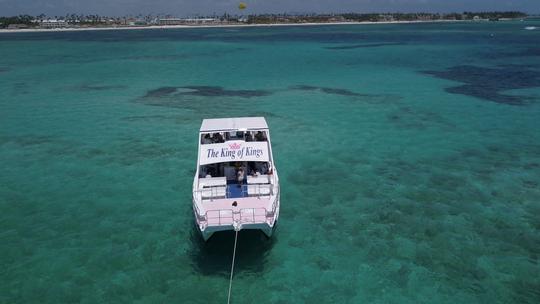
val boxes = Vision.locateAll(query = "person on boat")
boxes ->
[212,132,224,143]
[255,162,268,174]
[255,131,267,141]
[201,134,212,144]
[237,168,245,187]
[245,132,253,142]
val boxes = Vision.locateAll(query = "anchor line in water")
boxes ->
[227,229,239,304]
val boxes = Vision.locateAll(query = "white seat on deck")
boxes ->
[201,186,227,199]
[247,175,269,184]
[219,209,233,220]
[240,208,267,223]
[247,184,271,196]
[199,176,227,187]
[207,209,233,226]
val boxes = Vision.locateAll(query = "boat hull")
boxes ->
[197,201,279,241]
[201,222,274,241]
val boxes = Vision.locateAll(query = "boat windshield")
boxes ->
[200,161,270,178]
[201,130,267,144]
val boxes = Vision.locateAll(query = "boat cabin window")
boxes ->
[201,132,225,144]
[200,161,270,179]
[200,130,268,144]
[247,131,267,142]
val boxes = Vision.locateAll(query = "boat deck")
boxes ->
[227,181,247,198]
[201,196,274,226]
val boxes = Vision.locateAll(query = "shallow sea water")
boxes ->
[1,21,540,303]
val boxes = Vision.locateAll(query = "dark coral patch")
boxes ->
[290,85,363,97]
[0,135,56,147]
[143,85,271,99]
[445,85,524,105]
[423,65,540,105]
[79,84,127,91]
[509,48,540,58]
[121,115,172,122]
[320,87,361,96]
[490,48,540,59]
[125,54,190,61]
[143,87,178,98]
[179,86,271,98]
[290,85,319,91]
[325,43,402,50]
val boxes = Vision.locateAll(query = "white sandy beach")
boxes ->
[0,19,467,33]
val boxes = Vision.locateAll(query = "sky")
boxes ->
[1,0,539,17]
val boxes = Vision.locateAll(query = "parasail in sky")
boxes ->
[238,2,247,10]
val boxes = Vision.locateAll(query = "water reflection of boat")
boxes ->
[524,26,537,30]
[192,117,280,241]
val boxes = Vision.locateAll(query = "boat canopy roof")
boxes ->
[200,117,268,133]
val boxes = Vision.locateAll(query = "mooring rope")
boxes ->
[227,229,239,304]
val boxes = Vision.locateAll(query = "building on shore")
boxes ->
[127,19,148,26]
[7,24,29,29]
[40,19,67,28]
[158,18,184,25]
[158,18,219,25]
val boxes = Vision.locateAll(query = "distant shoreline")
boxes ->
[0,19,469,34]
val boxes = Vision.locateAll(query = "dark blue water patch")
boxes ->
[124,48,248,62]
[324,42,403,50]
[125,54,188,61]
[523,180,538,188]
[143,87,178,98]
[121,115,173,122]
[507,279,540,303]
[0,67,10,73]
[137,87,278,115]
[143,86,271,99]
[0,134,80,158]
[387,106,456,130]
[0,135,56,147]
[124,54,191,61]
[446,85,524,105]
[75,138,183,165]
[78,84,127,91]
[289,85,363,97]
[180,86,271,98]
[523,162,540,170]
[423,65,540,105]
[502,48,540,58]
[9,82,30,95]
[483,47,540,60]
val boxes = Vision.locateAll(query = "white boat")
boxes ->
[525,26,537,30]
[192,117,280,241]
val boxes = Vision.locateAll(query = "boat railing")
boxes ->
[193,186,228,202]
[205,207,268,226]
[205,209,234,226]
[192,173,279,223]
[268,173,279,216]
[193,183,278,201]
[192,196,207,222]
[242,183,274,198]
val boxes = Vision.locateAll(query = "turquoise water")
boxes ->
[1,21,540,303]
